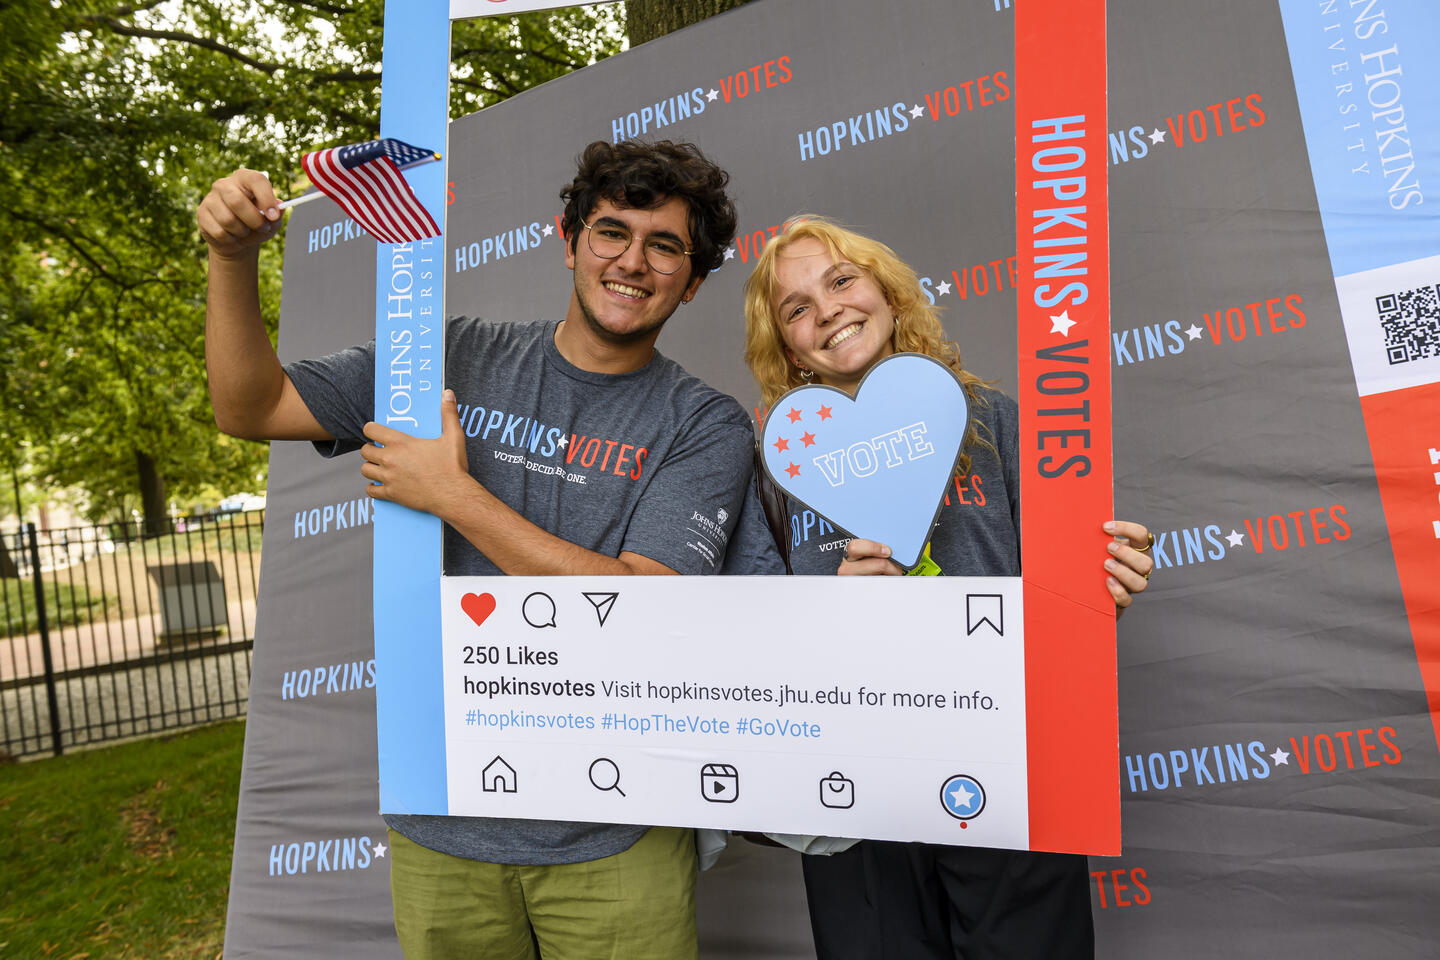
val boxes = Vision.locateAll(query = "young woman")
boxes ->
[743,217,1153,959]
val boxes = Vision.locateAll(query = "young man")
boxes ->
[199,140,778,959]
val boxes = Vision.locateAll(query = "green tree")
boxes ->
[0,1,623,530]
[625,0,753,47]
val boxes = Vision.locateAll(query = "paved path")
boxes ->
[1,645,252,757]
[0,598,258,757]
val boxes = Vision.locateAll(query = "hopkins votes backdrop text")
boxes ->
[223,1,1440,957]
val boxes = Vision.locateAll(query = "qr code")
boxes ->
[1377,284,1440,365]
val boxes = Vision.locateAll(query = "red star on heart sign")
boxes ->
[787,407,803,424]
[773,436,790,453]
[801,431,817,447]
[817,405,833,421]
[785,462,801,478]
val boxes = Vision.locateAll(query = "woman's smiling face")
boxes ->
[771,236,895,394]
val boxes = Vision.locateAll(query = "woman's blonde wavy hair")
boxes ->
[742,216,992,472]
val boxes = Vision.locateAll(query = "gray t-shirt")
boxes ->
[785,387,1021,577]
[286,316,773,863]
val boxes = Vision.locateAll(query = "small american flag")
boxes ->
[300,139,442,243]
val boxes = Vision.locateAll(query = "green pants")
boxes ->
[387,826,698,960]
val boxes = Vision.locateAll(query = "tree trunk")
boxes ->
[136,450,169,538]
[2,468,19,577]
[625,0,753,47]
[0,538,18,579]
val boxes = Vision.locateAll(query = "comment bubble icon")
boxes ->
[522,591,557,629]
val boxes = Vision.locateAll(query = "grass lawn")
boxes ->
[1,578,119,635]
[0,720,245,959]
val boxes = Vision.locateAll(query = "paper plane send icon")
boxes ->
[583,592,618,627]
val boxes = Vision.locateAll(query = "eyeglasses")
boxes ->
[581,216,693,275]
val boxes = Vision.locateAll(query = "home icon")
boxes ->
[482,756,518,793]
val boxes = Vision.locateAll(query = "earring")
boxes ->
[798,367,815,382]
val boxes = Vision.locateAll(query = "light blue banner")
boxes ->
[1277,0,1440,277]
[374,0,449,814]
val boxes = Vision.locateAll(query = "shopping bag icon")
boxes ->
[819,772,855,809]
[701,763,739,803]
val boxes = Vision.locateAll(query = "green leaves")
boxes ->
[0,1,622,521]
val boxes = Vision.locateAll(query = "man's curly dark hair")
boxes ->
[560,140,738,283]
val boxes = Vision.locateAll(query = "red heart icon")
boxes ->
[461,592,497,627]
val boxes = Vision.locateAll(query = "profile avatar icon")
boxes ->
[939,774,985,820]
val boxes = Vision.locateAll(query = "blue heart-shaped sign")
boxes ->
[760,353,968,569]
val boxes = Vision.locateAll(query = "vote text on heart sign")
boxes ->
[760,353,968,569]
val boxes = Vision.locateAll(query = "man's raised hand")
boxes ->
[198,169,282,260]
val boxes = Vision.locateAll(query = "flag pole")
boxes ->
[276,191,326,212]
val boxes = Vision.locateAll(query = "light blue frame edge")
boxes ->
[374,0,449,814]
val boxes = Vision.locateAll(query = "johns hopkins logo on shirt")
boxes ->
[684,505,733,570]
[688,509,731,546]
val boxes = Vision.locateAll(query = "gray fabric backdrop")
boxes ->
[223,1,1440,956]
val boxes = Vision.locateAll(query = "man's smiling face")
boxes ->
[565,196,703,348]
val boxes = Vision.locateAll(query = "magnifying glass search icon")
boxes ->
[589,758,626,797]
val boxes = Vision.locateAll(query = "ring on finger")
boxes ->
[1135,532,1155,553]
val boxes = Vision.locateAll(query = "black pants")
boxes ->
[802,842,1094,960]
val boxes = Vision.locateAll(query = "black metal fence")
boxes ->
[0,510,263,758]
